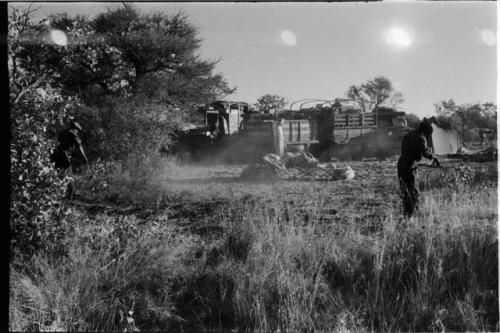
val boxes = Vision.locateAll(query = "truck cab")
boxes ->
[204,101,249,137]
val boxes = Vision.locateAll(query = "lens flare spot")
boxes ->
[480,29,496,46]
[385,26,413,48]
[50,30,67,46]
[281,30,297,47]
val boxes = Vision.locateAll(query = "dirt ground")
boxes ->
[158,157,496,228]
[73,156,496,241]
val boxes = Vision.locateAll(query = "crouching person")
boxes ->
[51,121,88,199]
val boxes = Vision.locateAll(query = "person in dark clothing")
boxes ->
[51,121,88,197]
[397,119,440,217]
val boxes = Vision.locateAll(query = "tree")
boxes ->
[12,10,133,99]
[345,76,403,113]
[91,4,236,101]
[13,4,236,106]
[255,94,288,113]
[434,99,497,143]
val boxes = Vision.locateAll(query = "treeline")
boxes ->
[434,100,497,143]
[405,100,497,144]
[9,4,235,254]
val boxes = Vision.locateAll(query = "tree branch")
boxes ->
[12,74,47,106]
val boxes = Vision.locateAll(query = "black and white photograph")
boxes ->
[8,1,498,332]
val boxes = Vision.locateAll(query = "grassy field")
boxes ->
[10,157,498,332]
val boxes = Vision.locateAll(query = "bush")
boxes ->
[73,150,175,210]
[9,7,87,258]
[72,95,187,162]
[10,84,79,257]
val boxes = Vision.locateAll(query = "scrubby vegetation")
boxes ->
[9,3,232,256]
[9,4,498,332]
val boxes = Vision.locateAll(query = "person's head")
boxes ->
[69,121,82,132]
[418,118,433,136]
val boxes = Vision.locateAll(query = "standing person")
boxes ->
[51,121,89,198]
[397,119,440,217]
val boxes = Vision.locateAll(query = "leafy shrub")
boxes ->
[10,87,77,257]
[71,95,187,162]
[9,6,86,258]
[74,150,173,211]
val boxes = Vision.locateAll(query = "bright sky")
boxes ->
[11,2,498,118]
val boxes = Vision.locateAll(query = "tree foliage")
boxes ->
[13,4,236,105]
[255,94,288,113]
[434,99,497,143]
[345,76,403,113]
[93,6,198,79]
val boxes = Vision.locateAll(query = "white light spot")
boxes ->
[385,26,413,48]
[281,30,297,47]
[480,29,496,46]
[50,30,67,46]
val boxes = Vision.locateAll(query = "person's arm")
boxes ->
[78,145,89,164]
[418,135,434,160]
[419,135,440,165]
[73,133,89,164]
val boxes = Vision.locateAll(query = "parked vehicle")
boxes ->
[174,99,411,162]
[236,99,411,161]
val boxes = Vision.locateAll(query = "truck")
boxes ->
[174,99,411,162]
[171,101,250,161]
[236,99,410,161]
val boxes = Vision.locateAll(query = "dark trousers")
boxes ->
[397,162,420,217]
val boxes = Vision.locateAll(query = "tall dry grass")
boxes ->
[219,181,497,332]
[10,160,498,332]
[10,211,199,331]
